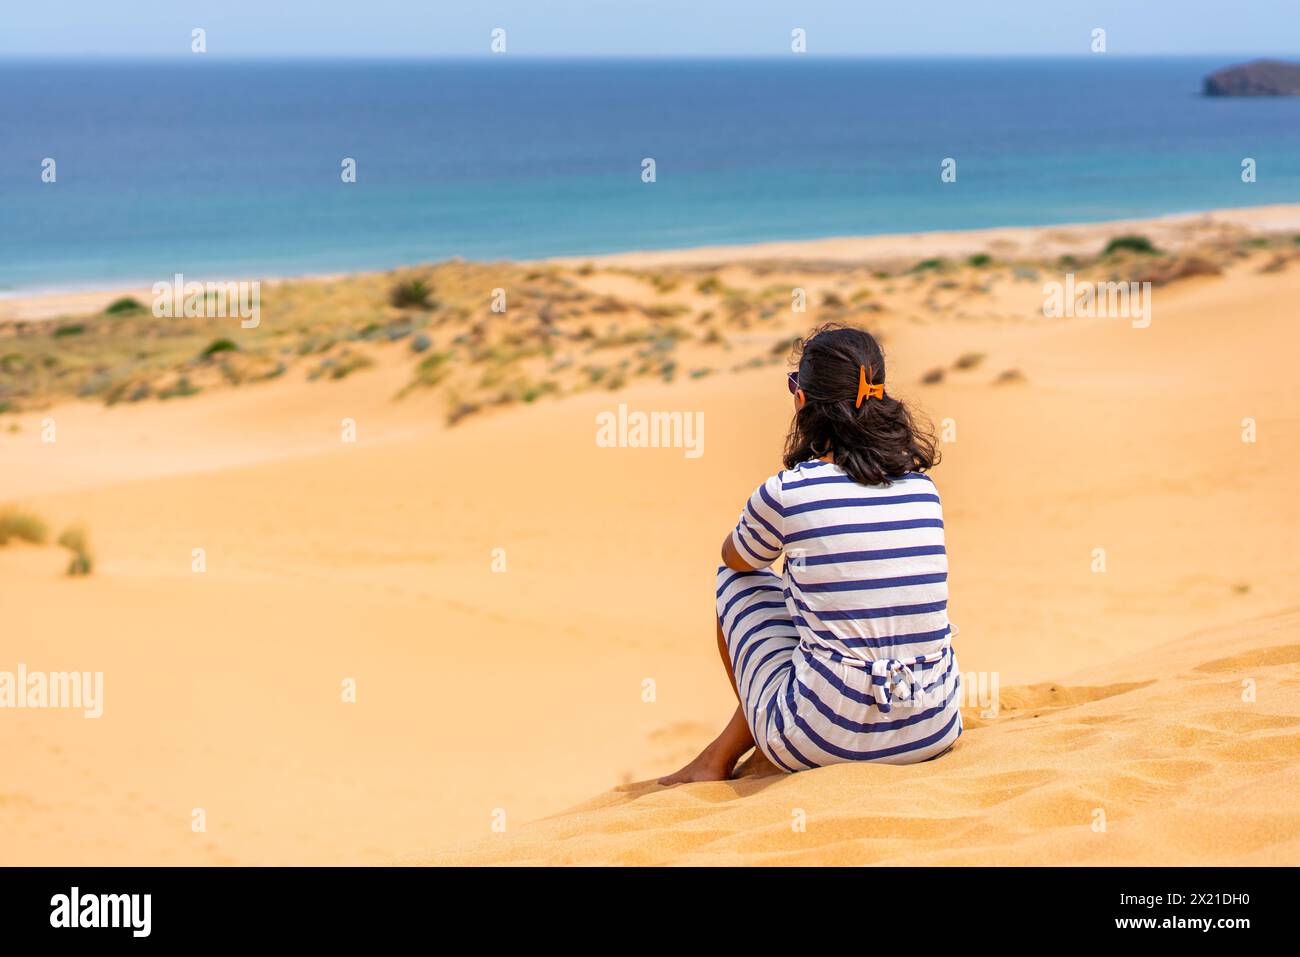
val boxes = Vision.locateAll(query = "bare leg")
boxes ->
[733,748,782,778]
[658,704,755,785]
[659,616,761,785]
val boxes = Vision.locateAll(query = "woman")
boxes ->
[661,323,962,783]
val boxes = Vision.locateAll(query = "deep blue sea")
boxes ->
[3,57,1300,292]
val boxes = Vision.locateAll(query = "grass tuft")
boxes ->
[201,338,239,359]
[0,508,49,546]
[57,525,94,576]
[390,278,434,310]
[1103,235,1159,256]
[105,297,145,315]
[909,258,948,274]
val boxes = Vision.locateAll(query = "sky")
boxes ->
[3,1,1298,58]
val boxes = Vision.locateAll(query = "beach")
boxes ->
[2,207,1299,865]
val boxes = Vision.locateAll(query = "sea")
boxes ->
[2,56,1300,293]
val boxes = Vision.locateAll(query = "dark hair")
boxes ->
[783,323,939,485]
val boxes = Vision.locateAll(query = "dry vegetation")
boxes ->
[2,233,1296,426]
[0,507,48,546]
[0,506,92,576]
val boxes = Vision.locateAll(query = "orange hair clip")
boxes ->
[856,364,884,408]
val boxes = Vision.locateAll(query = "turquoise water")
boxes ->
[2,57,1299,292]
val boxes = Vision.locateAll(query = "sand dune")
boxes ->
[425,609,1300,865]
[2,212,1298,865]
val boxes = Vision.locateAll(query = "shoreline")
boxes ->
[4,202,1300,323]
[548,202,1300,268]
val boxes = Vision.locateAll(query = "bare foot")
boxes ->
[658,743,737,786]
[733,748,783,779]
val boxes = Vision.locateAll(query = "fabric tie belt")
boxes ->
[836,644,951,714]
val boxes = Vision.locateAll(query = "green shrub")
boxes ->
[0,508,49,546]
[909,258,947,274]
[412,351,453,388]
[1103,235,1158,256]
[58,525,93,576]
[105,297,145,315]
[390,278,434,309]
[201,338,239,359]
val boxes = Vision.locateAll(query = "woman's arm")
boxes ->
[720,533,757,572]
[725,474,785,572]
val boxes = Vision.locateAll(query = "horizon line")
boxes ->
[0,51,1287,63]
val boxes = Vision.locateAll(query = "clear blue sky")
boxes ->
[4,1,1298,58]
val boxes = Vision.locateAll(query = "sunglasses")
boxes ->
[786,371,799,395]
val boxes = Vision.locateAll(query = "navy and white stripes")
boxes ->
[719,459,962,770]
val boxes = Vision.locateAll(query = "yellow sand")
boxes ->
[427,609,1300,865]
[2,211,1298,865]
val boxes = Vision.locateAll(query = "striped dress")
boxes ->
[718,458,962,771]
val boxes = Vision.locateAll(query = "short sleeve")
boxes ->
[730,474,785,569]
